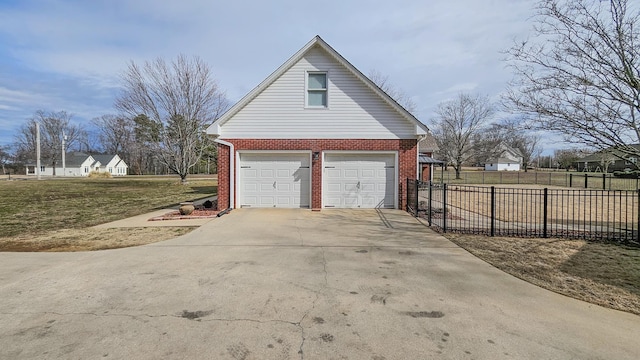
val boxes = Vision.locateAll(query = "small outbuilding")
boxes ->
[484,158,521,171]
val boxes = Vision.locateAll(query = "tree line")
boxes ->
[2,0,637,183]
[6,55,229,179]
[429,0,639,179]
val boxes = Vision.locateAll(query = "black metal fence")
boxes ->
[407,179,640,246]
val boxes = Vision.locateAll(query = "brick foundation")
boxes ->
[216,139,417,210]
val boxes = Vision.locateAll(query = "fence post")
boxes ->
[416,180,420,216]
[584,173,588,188]
[637,190,640,243]
[569,173,573,188]
[543,188,548,238]
[490,186,496,237]
[406,178,410,213]
[602,173,606,190]
[428,182,432,226]
[443,184,448,233]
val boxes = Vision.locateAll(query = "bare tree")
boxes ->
[115,55,229,183]
[505,0,640,158]
[0,145,11,174]
[470,123,508,165]
[368,69,417,114]
[555,148,592,170]
[598,149,617,172]
[432,93,494,179]
[92,114,135,158]
[508,131,542,172]
[14,110,85,175]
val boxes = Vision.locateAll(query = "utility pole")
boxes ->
[36,123,41,180]
[62,131,66,176]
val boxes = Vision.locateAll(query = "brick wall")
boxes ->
[216,139,417,210]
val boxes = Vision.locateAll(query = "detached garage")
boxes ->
[207,36,429,211]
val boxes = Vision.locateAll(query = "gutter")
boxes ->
[213,138,235,209]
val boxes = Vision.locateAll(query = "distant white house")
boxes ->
[485,158,521,171]
[26,153,128,176]
[93,154,129,176]
[484,144,523,171]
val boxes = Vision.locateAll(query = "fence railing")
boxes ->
[433,171,640,190]
[407,179,640,246]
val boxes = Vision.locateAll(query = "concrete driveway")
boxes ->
[0,209,638,359]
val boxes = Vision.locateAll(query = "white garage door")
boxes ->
[323,153,396,209]
[239,153,310,208]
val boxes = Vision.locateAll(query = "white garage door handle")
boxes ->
[273,181,276,189]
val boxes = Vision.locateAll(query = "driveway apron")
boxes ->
[0,209,638,359]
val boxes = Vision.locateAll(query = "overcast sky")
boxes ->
[0,0,546,151]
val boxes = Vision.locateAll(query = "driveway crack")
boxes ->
[296,247,328,359]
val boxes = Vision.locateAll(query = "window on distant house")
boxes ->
[109,167,113,173]
[307,72,328,107]
[84,166,89,173]
[627,157,637,165]
[40,166,45,172]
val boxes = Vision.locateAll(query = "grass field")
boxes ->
[0,177,217,250]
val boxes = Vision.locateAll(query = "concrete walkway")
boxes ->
[0,209,638,359]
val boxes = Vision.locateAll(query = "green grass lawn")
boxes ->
[0,177,217,238]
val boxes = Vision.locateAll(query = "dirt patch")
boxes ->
[181,310,213,320]
[403,311,445,318]
[319,333,334,342]
[0,227,195,252]
[445,233,640,315]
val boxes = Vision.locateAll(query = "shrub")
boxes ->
[88,171,112,179]
[613,170,640,178]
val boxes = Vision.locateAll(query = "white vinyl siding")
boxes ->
[221,46,415,139]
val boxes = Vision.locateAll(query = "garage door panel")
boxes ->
[360,182,376,192]
[344,196,358,207]
[244,169,258,178]
[240,153,310,208]
[343,169,358,178]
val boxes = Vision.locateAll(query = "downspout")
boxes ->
[213,138,235,209]
[416,134,427,180]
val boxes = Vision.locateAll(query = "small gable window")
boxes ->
[307,72,327,107]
